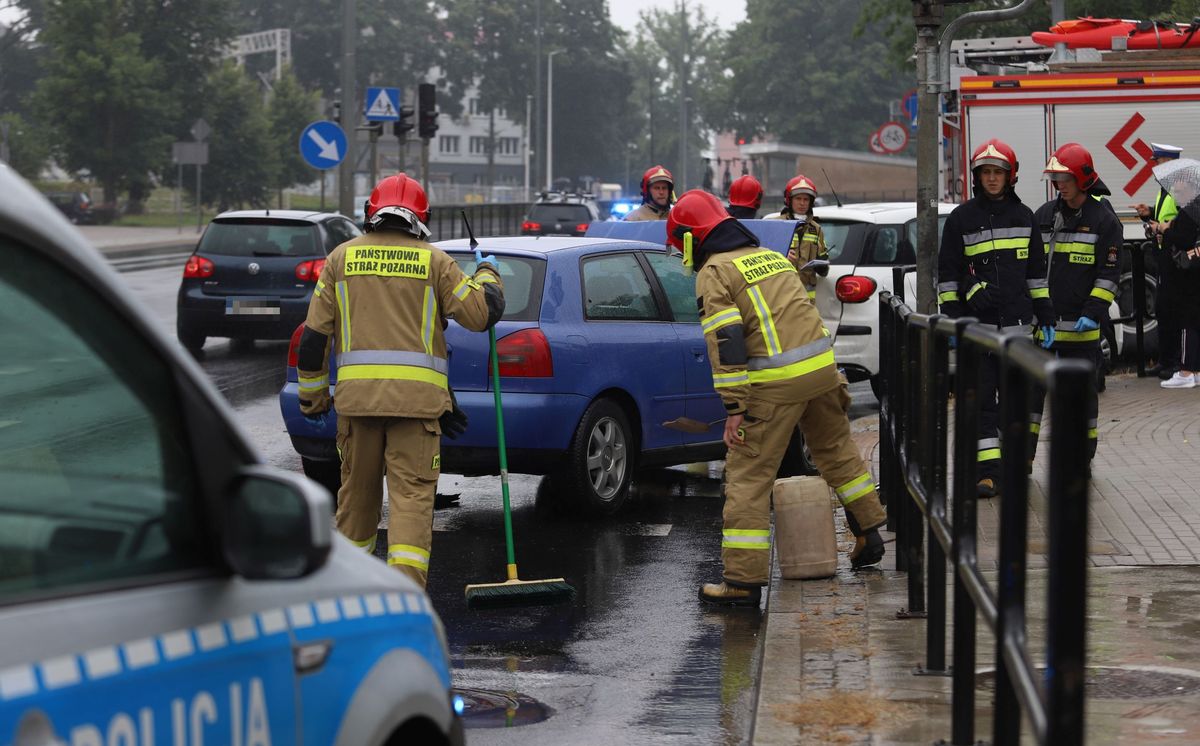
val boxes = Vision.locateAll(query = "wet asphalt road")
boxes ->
[124,262,877,744]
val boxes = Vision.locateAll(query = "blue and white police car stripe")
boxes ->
[0,592,430,702]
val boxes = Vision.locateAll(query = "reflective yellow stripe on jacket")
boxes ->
[701,307,742,335]
[745,334,835,384]
[962,227,1032,257]
[336,349,449,389]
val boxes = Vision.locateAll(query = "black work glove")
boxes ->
[438,389,469,439]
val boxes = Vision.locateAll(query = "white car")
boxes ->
[811,202,955,398]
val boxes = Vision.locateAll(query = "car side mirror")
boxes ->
[223,466,332,580]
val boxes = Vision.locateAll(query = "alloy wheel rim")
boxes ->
[585,417,627,501]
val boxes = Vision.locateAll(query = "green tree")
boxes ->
[235,0,446,110]
[268,68,321,205]
[0,112,49,179]
[33,0,174,205]
[717,0,908,153]
[192,63,278,211]
[622,4,726,192]
[439,0,634,188]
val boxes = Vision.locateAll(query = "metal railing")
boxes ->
[429,203,530,241]
[878,288,1092,745]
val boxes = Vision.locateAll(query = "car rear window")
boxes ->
[528,204,592,225]
[450,253,545,322]
[819,220,870,265]
[198,218,322,258]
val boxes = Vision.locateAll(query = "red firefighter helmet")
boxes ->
[971,139,1019,185]
[366,173,431,236]
[640,165,674,203]
[1043,142,1099,191]
[667,189,734,255]
[784,175,818,203]
[728,174,763,210]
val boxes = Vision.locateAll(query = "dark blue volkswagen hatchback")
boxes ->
[176,210,361,353]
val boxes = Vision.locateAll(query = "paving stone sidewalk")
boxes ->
[754,372,1200,744]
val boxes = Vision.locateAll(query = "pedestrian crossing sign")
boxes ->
[365,87,401,122]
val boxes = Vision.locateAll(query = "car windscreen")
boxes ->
[528,204,592,225]
[449,253,545,322]
[197,218,321,257]
[819,220,871,265]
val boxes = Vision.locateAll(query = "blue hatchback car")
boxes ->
[280,222,809,514]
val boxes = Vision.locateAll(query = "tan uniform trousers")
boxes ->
[722,385,887,586]
[336,415,441,587]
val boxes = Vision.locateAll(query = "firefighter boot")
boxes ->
[698,581,762,608]
[977,478,998,499]
[850,528,885,570]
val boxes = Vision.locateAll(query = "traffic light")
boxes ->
[394,105,415,138]
[418,83,439,139]
[331,100,341,124]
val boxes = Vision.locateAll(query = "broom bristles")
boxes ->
[464,577,575,609]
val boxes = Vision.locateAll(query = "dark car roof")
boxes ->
[437,236,667,259]
[214,209,341,223]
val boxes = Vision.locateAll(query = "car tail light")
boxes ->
[183,255,214,278]
[287,323,304,368]
[495,328,553,377]
[575,223,590,233]
[835,275,878,303]
[521,221,541,233]
[295,258,326,282]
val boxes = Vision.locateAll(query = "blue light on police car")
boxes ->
[453,694,465,716]
[610,201,634,216]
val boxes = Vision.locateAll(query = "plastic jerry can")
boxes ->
[773,475,837,579]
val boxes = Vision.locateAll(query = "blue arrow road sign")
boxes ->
[299,120,346,169]
[901,89,918,130]
[365,87,401,122]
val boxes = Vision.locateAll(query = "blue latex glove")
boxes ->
[475,248,499,270]
[1073,316,1099,332]
[303,411,328,429]
[1039,325,1056,349]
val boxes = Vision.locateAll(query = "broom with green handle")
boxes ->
[461,213,575,609]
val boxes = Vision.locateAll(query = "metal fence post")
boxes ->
[900,320,925,617]
[1044,359,1092,745]
[922,315,949,672]
[950,318,981,744]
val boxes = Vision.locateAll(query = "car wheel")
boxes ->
[869,374,883,402]
[1117,270,1158,358]
[565,398,633,516]
[301,457,340,512]
[776,428,819,478]
[176,323,205,354]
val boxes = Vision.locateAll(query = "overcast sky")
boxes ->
[607,0,743,33]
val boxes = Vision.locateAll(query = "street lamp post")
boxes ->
[524,94,533,200]
[546,49,563,191]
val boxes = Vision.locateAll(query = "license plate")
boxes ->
[225,298,280,316]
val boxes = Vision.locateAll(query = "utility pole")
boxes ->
[534,0,543,191]
[338,0,357,218]
[678,0,688,191]
[913,1,943,314]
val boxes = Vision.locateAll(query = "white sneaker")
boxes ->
[1161,372,1197,389]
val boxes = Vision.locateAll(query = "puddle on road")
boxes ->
[976,665,1200,699]
[454,687,553,728]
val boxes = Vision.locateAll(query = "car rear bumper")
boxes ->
[178,285,311,339]
[279,384,589,473]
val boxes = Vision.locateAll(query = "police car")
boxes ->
[0,165,463,745]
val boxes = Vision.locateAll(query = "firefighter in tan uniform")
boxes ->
[623,165,674,221]
[668,190,886,606]
[764,174,829,300]
[297,173,504,587]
